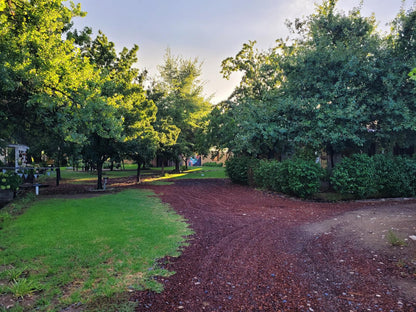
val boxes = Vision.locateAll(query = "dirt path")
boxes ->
[131,179,416,311]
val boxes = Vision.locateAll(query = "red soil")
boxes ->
[130,179,416,312]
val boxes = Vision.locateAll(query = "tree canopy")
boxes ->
[207,0,416,164]
[151,50,211,172]
[2,0,415,184]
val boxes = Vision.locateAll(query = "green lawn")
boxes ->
[58,165,226,185]
[0,189,192,311]
[146,166,226,184]
[174,166,226,179]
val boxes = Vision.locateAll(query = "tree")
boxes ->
[0,1,156,189]
[0,0,89,150]
[381,7,416,155]
[280,0,382,164]
[72,31,157,188]
[153,50,211,172]
[216,0,416,164]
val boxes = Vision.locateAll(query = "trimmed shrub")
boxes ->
[253,158,323,198]
[372,154,413,198]
[283,158,324,198]
[403,157,416,196]
[330,154,377,199]
[225,156,258,185]
[332,154,416,199]
[253,160,284,192]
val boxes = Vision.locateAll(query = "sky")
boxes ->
[72,0,415,104]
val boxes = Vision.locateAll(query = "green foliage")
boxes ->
[253,158,323,198]
[0,172,22,192]
[171,166,226,180]
[213,1,416,161]
[372,154,414,198]
[331,154,416,199]
[410,68,416,81]
[0,211,11,229]
[253,160,283,192]
[152,49,212,173]
[1,266,28,281]
[331,154,376,199]
[283,158,324,198]
[225,156,258,185]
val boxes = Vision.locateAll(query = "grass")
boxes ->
[146,166,226,184]
[175,166,226,179]
[0,189,193,311]
[59,166,176,184]
[58,165,227,186]
[387,229,407,247]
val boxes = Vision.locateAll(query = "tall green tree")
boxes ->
[0,1,156,189]
[154,50,211,172]
[216,0,416,164]
[0,0,89,149]
[381,6,416,154]
[278,0,382,164]
[72,31,157,188]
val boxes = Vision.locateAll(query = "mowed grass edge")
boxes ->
[0,189,193,310]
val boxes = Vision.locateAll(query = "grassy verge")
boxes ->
[175,166,226,179]
[56,166,226,186]
[58,166,177,184]
[146,166,226,185]
[0,189,192,311]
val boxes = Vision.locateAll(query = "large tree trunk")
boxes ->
[174,158,180,173]
[136,161,142,183]
[97,159,104,189]
[161,157,165,176]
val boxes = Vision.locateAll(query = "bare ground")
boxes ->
[130,179,416,311]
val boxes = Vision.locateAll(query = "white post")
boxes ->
[15,147,19,172]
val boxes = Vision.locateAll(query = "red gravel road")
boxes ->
[131,179,416,312]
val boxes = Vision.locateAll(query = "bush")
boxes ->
[253,158,323,198]
[331,154,416,199]
[253,160,285,192]
[225,156,258,185]
[403,157,416,196]
[372,154,413,197]
[284,158,324,198]
[330,154,376,199]
[0,172,22,192]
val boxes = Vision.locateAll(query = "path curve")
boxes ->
[131,179,416,311]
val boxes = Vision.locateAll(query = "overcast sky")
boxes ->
[73,0,415,103]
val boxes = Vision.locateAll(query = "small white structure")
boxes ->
[7,144,29,171]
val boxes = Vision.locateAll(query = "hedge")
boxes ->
[331,154,416,199]
[225,156,258,185]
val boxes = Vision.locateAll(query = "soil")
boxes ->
[2,178,416,311]
[129,179,416,312]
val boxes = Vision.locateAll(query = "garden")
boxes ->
[1,163,415,311]
[1,0,416,310]
[0,165,227,311]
